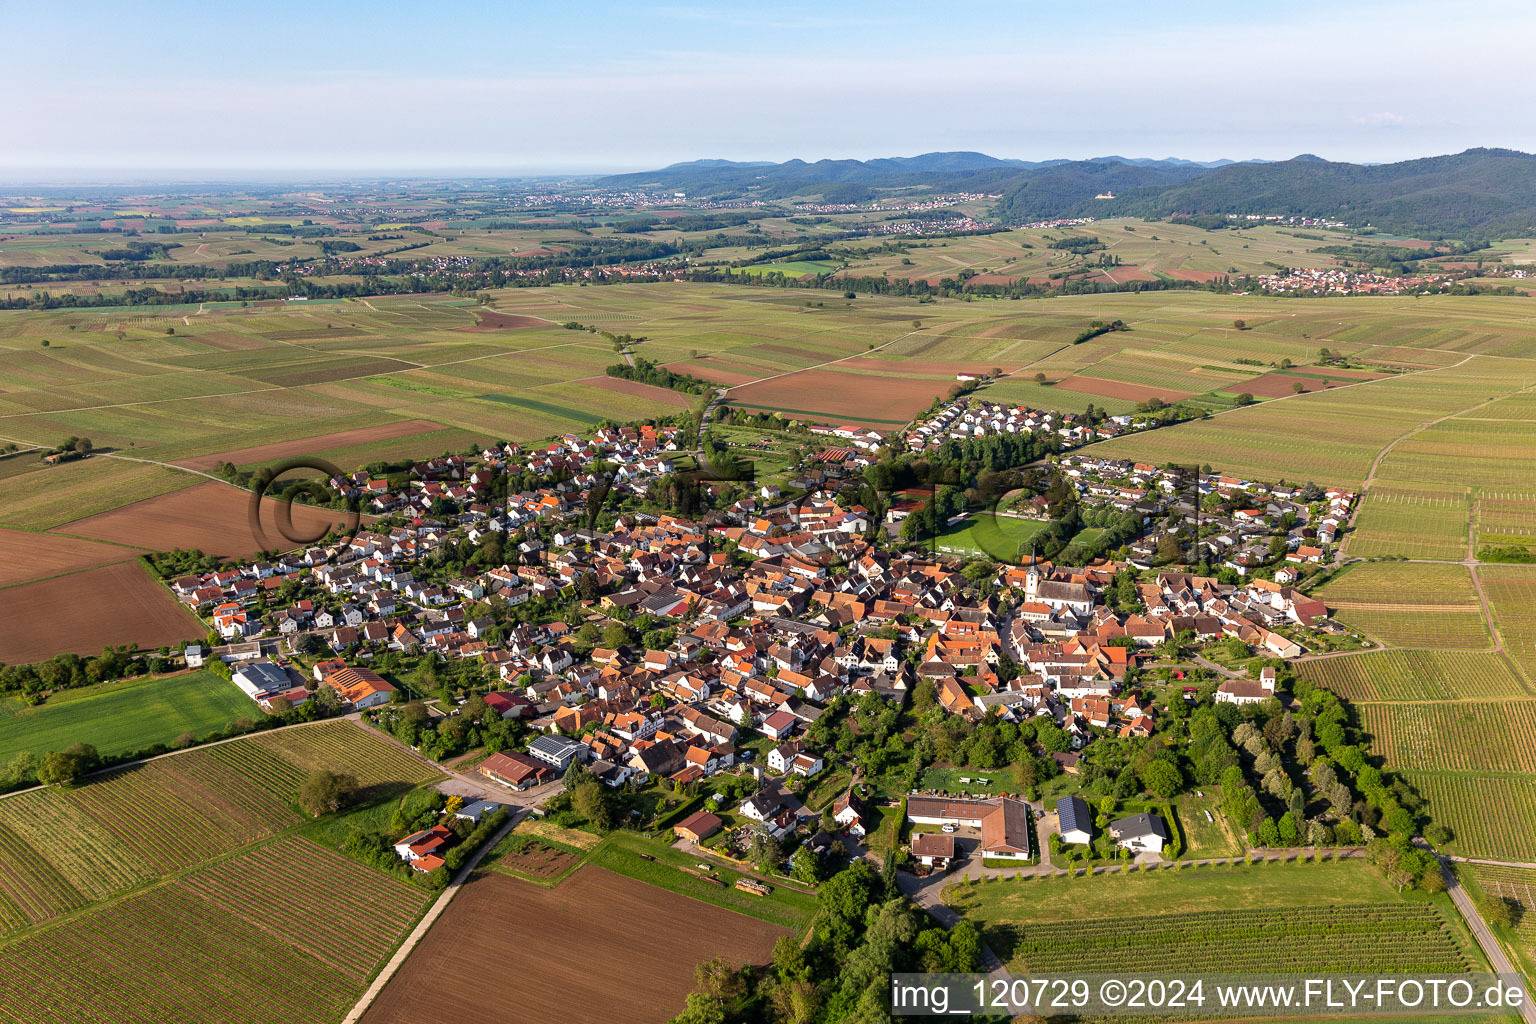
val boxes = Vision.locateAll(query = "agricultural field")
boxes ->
[1481,564,1536,676]
[246,720,445,791]
[360,867,791,1024]
[1474,490,1536,554]
[1316,562,1491,650]
[1346,487,1470,561]
[0,561,205,664]
[953,859,1483,975]
[0,720,440,936]
[1296,650,1531,702]
[0,524,140,587]
[0,670,259,762]
[1359,701,1536,773]
[1403,772,1536,862]
[1460,864,1536,982]
[0,837,429,1024]
[49,479,344,559]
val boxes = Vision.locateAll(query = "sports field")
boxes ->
[0,671,258,762]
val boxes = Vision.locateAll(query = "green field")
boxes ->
[1360,701,1536,773]
[0,671,259,762]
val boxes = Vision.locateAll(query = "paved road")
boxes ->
[1432,851,1536,1024]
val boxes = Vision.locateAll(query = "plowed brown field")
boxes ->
[361,867,788,1024]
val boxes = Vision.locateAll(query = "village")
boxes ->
[157,403,1365,892]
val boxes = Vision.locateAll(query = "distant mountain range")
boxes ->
[602,148,1536,235]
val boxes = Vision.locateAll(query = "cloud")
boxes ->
[1354,112,1408,128]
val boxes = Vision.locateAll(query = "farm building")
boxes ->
[673,810,724,843]
[906,795,1033,861]
[479,751,554,790]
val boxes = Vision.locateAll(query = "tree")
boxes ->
[293,633,322,656]
[297,769,358,816]
[36,749,87,787]
[790,846,823,885]
[670,991,726,1024]
[1484,896,1518,928]
[1292,381,1306,394]
[1033,372,1047,385]
[1235,392,1255,406]
[1232,319,1246,330]
[1139,759,1182,799]
[573,781,615,831]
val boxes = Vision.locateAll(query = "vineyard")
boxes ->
[1318,562,1490,650]
[0,845,427,1024]
[247,720,444,789]
[1404,772,1536,862]
[1345,488,1469,561]
[990,904,1474,974]
[1462,864,1536,972]
[0,721,442,938]
[1360,701,1536,773]
[1481,566,1536,676]
[1297,650,1531,702]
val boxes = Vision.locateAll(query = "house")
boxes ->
[1109,812,1170,854]
[905,796,1032,861]
[479,751,554,790]
[911,832,956,870]
[673,810,724,844]
[759,709,798,740]
[1056,795,1093,844]
[741,791,783,822]
[528,734,588,772]
[393,824,452,870]
[832,790,865,837]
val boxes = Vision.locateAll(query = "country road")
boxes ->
[1433,851,1536,1024]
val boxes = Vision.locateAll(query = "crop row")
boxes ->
[0,885,357,1024]
[247,720,443,788]
[1405,772,1536,862]
[181,837,427,982]
[1361,701,1536,773]
[1297,650,1529,702]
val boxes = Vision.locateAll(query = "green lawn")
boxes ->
[0,670,259,761]
[1175,787,1245,857]
[919,766,1023,796]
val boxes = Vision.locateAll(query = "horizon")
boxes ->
[0,146,1519,189]
[6,0,1535,178]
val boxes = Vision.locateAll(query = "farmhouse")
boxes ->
[905,796,1032,860]
[394,824,452,872]
[911,832,956,869]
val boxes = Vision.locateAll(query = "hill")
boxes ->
[611,148,1536,235]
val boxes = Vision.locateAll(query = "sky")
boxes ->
[5,0,1535,179]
